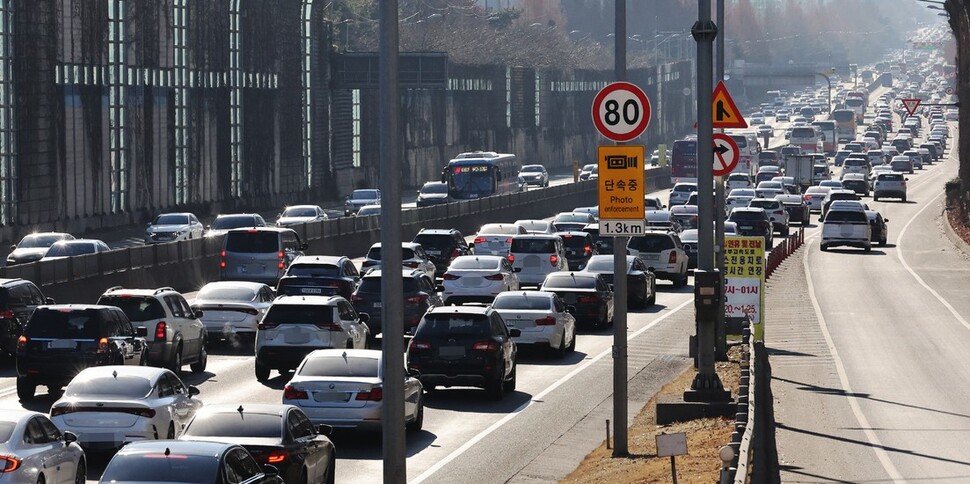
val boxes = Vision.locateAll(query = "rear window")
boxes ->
[100,454,219,484]
[98,296,166,322]
[412,235,454,252]
[184,412,282,439]
[450,257,501,270]
[844,159,867,166]
[831,193,858,201]
[211,215,257,230]
[748,200,780,210]
[492,294,552,310]
[729,211,766,221]
[543,274,597,289]
[879,174,904,181]
[478,224,518,235]
[559,235,590,249]
[287,264,340,278]
[728,135,747,149]
[299,355,379,378]
[554,213,590,223]
[415,315,490,337]
[366,247,416,261]
[673,184,697,193]
[26,308,103,339]
[825,210,867,223]
[263,304,335,325]
[195,285,257,302]
[225,232,279,253]
[791,127,816,138]
[358,277,420,293]
[65,374,153,399]
[511,238,556,253]
[628,235,675,252]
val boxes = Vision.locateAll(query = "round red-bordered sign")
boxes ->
[591,82,652,142]
[712,133,740,176]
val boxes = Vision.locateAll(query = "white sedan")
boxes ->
[803,186,831,212]
[0,410,85,484]
[283,349,424,432]
[442,255,520,304]
[50,366,203,451]
[492,291,577,358]
[190,281,275,344]
[726,188,756,215]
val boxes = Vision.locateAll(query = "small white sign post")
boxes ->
[656,432,688,484]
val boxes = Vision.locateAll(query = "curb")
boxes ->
[940,201,970,257]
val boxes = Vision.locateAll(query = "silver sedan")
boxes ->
[0,410,85,484]
[492,291,577,358]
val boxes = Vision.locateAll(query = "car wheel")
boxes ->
[781,227,790,237]
[487,372,505,400]
[553,333,569,359]
[902,196,907,202]
[646,281,657,306]
[190,342,207,374]
[674,273,687,288]
[255,360,271,381]
[502,364,517,393]
[168,346,183,373]
[36,474,45,484]
[16,378,34,402]
[873,195,879,201]
[820,244,828,252]
[74,459,86,484]
[567,328,577,352]
[865,245,872,252]
[406,396,424,432]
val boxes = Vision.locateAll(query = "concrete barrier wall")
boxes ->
[4,167,671,303]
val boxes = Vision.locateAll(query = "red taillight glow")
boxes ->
[535,316,556,326]
[410,340,432,350]
[668,252,678,264]
[0,310,14,319]
[473,237,486,245]
[220,250,227,269]
[50,406,155,418]
[405,294,428,305]
[584,246,592,256]
[97,337,110,353]
[507,254,515,263]
[402,261,419,268]
[16,335,26,352]
[278,251,284,259]
[483,274,504,281]
[550,255,559,266]
[472,341,498,351]
[154,322,167,340]
[0,456,22,473]
[283,385,308,400]
[579,295,600,304]
[442,273,460,281]
[266,452,287,464]
[356,386,384,401]
[315,323,342,331]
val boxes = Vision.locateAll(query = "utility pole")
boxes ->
[714,0,727,361]
[379,0,406,482]
[612,0,629,458]
[686,0,730,403]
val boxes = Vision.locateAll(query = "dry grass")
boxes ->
[561,346,741,484]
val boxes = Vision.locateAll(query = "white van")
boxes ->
[508,234,569,287]
[842,157,871,178]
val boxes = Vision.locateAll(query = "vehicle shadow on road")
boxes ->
[516,348,588,366]
[178,370,219,387]
[422,388,533,414]
[206,340,256,356]
[824,249,888,256]
[657,283,693,294]
[328,429,438,459]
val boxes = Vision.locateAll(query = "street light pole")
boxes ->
[713,0,727,361]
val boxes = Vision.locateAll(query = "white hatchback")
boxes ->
[442,255,520,304]
[492,291,576,358]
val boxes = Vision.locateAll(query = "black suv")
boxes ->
[276,255,360,300]
[0,279,53,357]
[351,268,442,338]
[407,306,520,400]
[411,229,471,279]
[728,208,773,246]
[555,231,597,271]
[16,305,148,401]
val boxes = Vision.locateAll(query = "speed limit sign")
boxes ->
[591,82,652,142]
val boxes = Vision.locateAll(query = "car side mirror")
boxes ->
[263,464,280,478]
[45,297,55,305]
[358,312,370,323]
[905,178,909,181]
[136,326,148,337]
[8,244,14,251]
[883,218,889,223]
[205,225,211,231]
[513,267,522,273]
[316,424,333,436]
[565,305,576,315]
[63,431,78,443]
[188,386,201,396]
[194,310,204,319]
[509,328,522,337]
[468,243,475,250]
[300,243,309,251]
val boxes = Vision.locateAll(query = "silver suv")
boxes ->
[97,287,207,373]
[873,172,908,202]
[508,235,569,287]
[626,231,688,287]
[747,198,790,236]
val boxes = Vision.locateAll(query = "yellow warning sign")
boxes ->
[712,80,747,129]
[597,145,645,220]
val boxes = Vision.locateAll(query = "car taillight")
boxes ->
[0,310,14,319]
[16,335,26,352]
[668,252,678,264]
[442,273,460,281]
[97,337,110,353]
[579,295,600,304]
[278,251,285,270]
[409,340,432,350]
[351,294,363,303]
[506,237,513,244]
[356,386,384,401]
[507,254,515,263]
[584,246,592,256]
[49,406,70,417]
[550,255,559,266]
[472,340,498,351]
[473,237,486,245]
[266,452,288,464]
[406,294,428,305]
[403,261,419,268]
[220,250,226,269]
[257,321,278,330]
[0,456,21,473]
[535,316,556,326]
[154,322,167,340]
[483,274,505,281]
[315,323,342,331]
[803,195,811,201]
[283,385,308,400]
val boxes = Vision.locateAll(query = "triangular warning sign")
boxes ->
[901,98,921,116]
[712,81,747,129]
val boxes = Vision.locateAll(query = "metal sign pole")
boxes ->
[612,0,629,458]
[714,0,728,361]
[379,0,406,481]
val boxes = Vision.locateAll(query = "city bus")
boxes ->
[670,138,697,184]
[442,151,520,199]
[831,109,857,142]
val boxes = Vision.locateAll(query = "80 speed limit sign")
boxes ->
[591,82,652,142]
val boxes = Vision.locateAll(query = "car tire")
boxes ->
[820,244,828,252]
[406,396,424,432]
[190,343,207,374]
[902,196,907,202]
[781,227,790,237]
[674,273,687,288]
[36,475,44,484]
[168,345,183,374]
[16,378,34,402]
[502,364,517,394]
[255,360,271,381]
[554,333,569,359]
[646,281,657,306]
[865,245,872,252]
[881,237,887,246]
[74,459,86,484]
[873,195,879,201]
[326,455,336,484]
[487,373,505,400]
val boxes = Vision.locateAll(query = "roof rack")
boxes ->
[106,286,124,293]
[154,287,176,295]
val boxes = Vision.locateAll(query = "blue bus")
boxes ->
[442,151,520,199]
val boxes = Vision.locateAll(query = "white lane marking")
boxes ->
[895,189,970,331]
[802,242,905,482]
[409,297,694,484]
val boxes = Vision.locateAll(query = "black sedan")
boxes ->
[728,208,773,247]
[557,231,597,271]
[179,403,335,484]
[582,255,656,308]
[777,194,811,226]
[276,255,360,300]
[866,210,889,246]
[540,272,614,329]
[100,440,284,483]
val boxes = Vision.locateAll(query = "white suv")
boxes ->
[821,201,871,252]
[747,198,790,236]
[508,235,569,287]
[873,172,908,202]
[254,295,370,381]
[626,231,689,287]
[97,287,207,373]
[668,183,698,206]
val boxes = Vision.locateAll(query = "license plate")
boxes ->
[313,392,350,403]
[643,254,660,261]
[562,294,578,304]
[373,302,382,308]
[426,250,441,256]
[439,346,465,357]
[48,339,77,350]
[740,225,753,230]
[300,287,323,294]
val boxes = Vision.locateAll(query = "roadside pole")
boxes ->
[379,0,406,481]
[612,0,629,457]
[714,0,728,360]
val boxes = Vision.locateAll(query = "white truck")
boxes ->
[782,154,815,190]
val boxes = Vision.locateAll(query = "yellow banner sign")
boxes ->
[724,236,766,341]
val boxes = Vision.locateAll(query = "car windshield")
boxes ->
[416,315,490,337]
[98,296,167,322]
[287,264,341,278]
[185,412,282,439]
[25,308,101,338]
[299,355,380,378]
[65,374,153,399]
[510,239,556,253]
[559,235,589,249]
[492,294,552,310]
[543,274,597,289]
[673,185,696,193]
[196,285,258,302]
[225,232,279,253]
[420,183,448,194]
[351,190,379,200]
[45,242,96,257]
[100,453,219,483]
[282,207,317,217]
[749,200,778,209]
[153,215,189,225]
[18,234,66,249]
[211,215,257,230]
[450,257,501,270]
[263,305,335,325]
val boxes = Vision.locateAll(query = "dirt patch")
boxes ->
[561,346,741,484]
